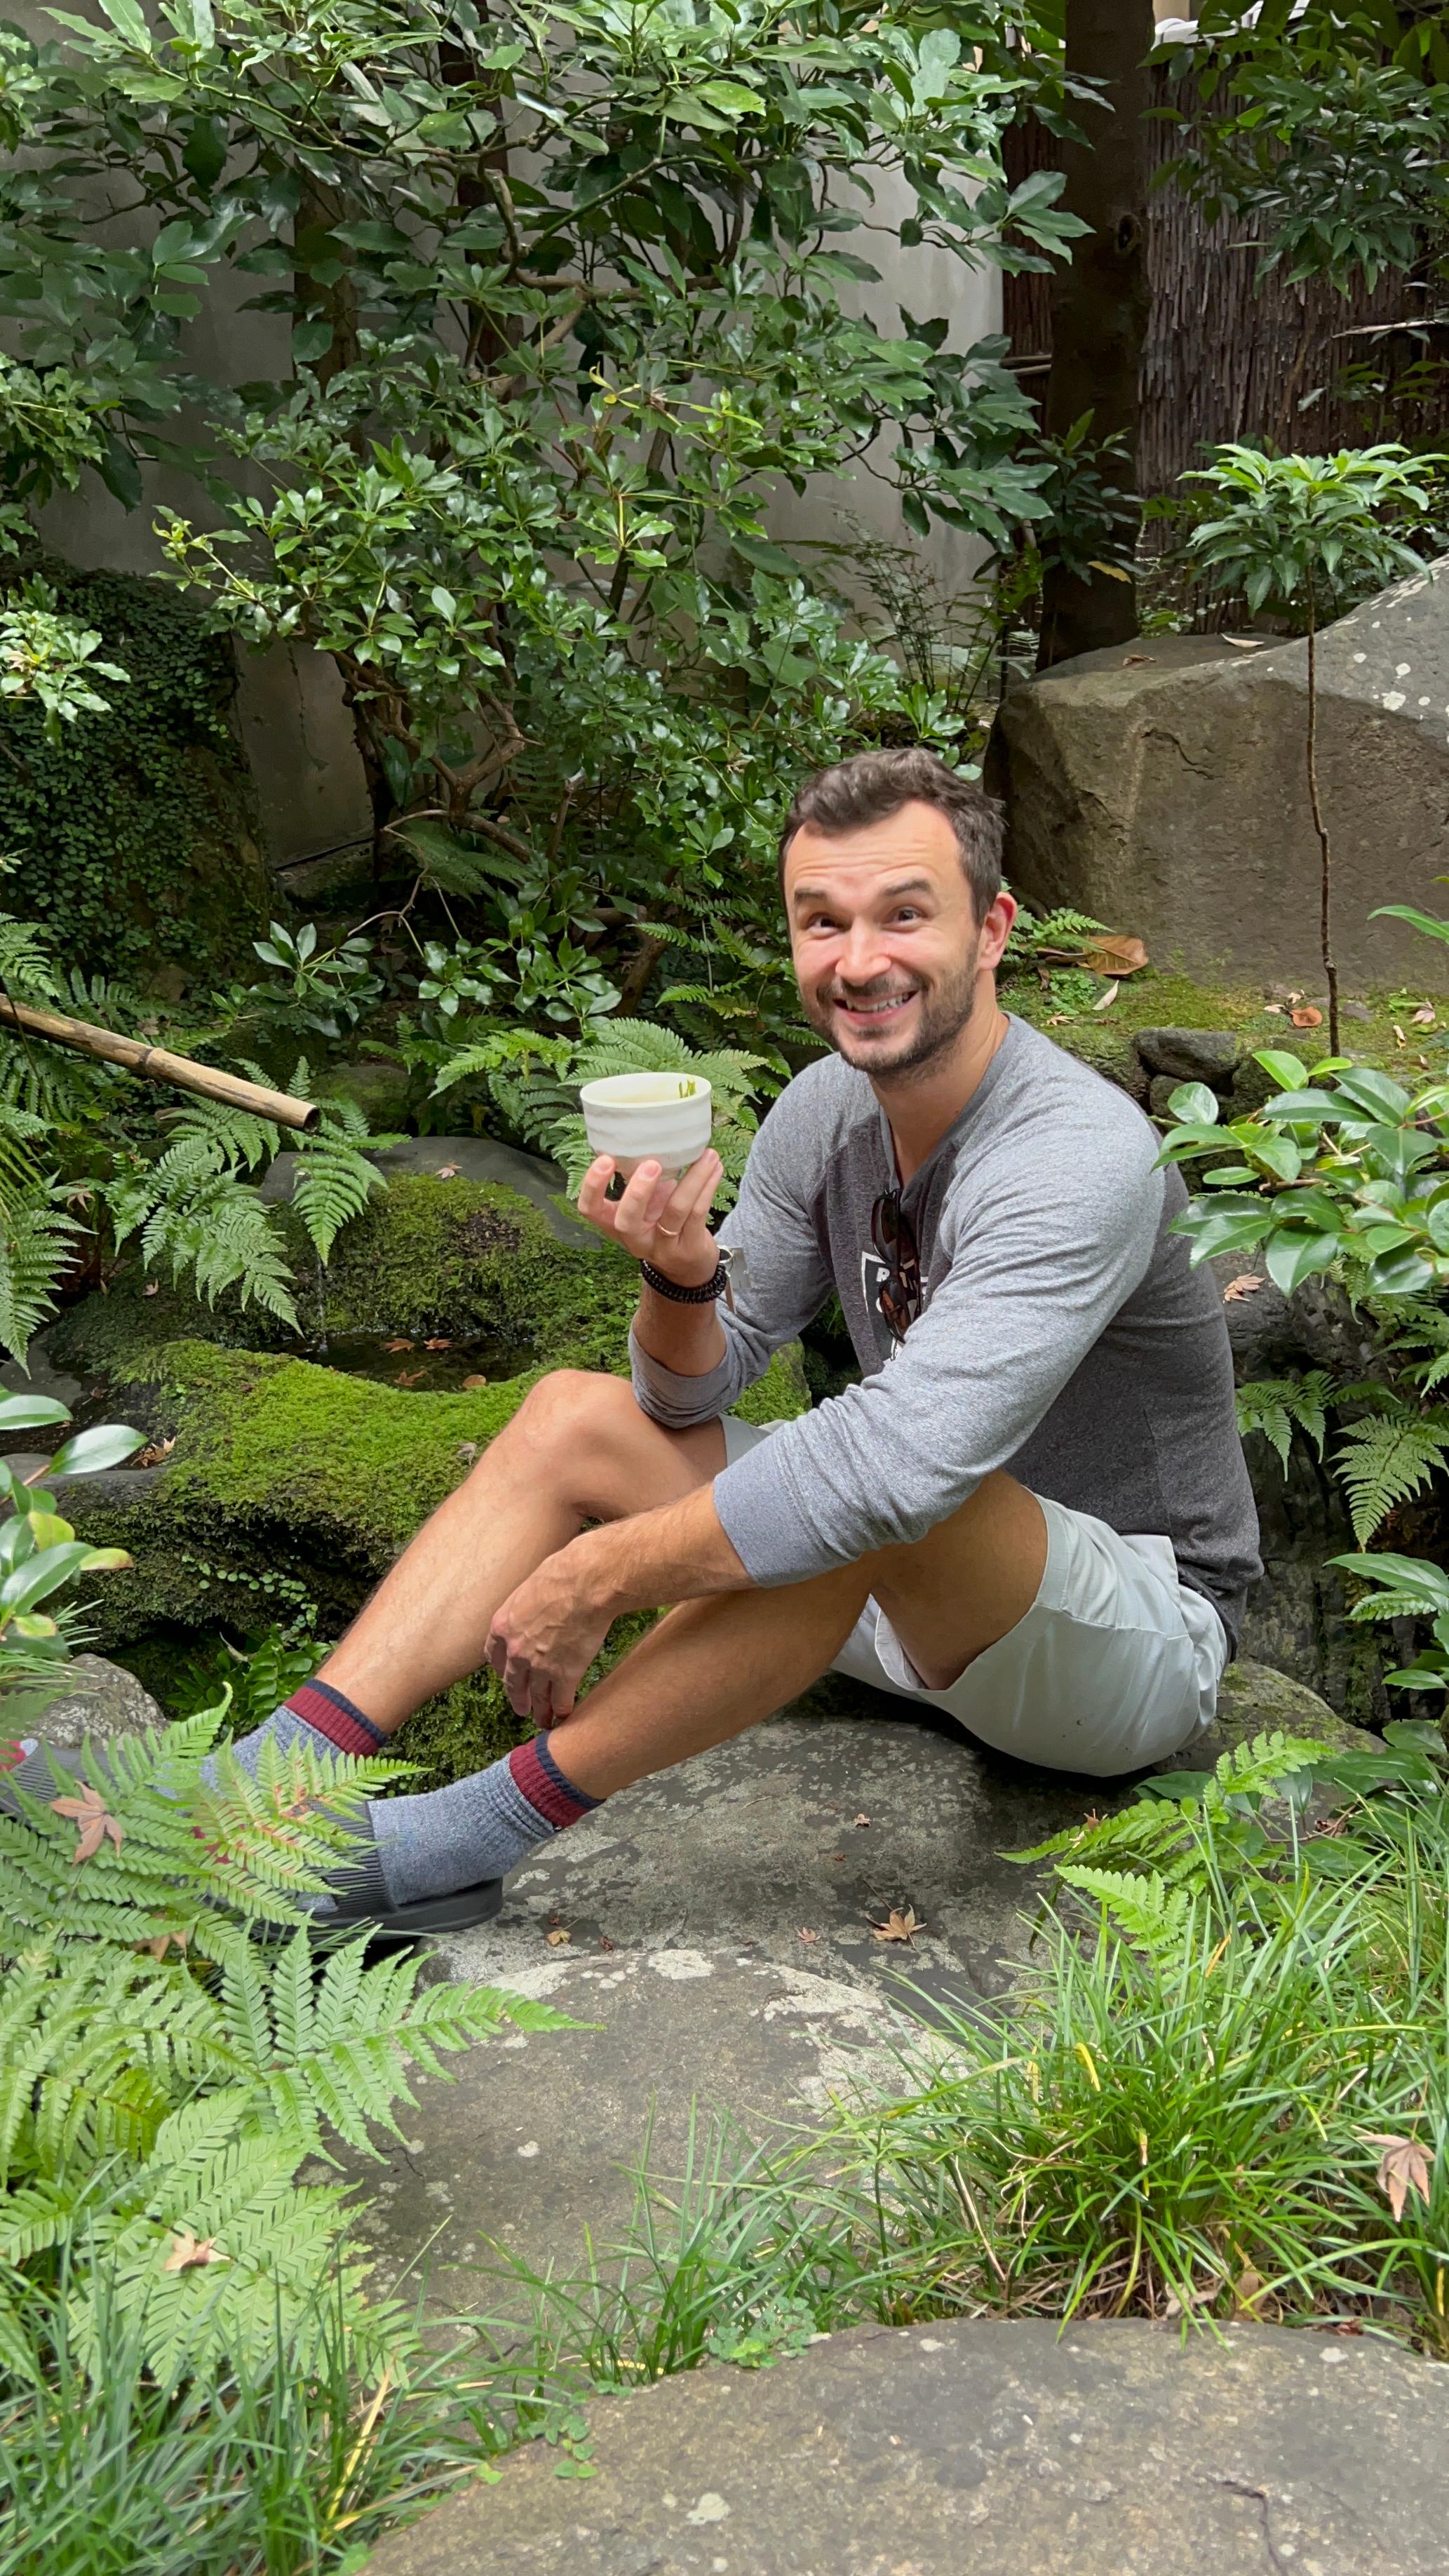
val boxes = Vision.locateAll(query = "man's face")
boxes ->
[783,802,1014,1080]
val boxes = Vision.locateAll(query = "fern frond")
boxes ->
[290,1122,385,1264]
[1235,1371,1335,1473]
[141,1177,299,1326]
[1335,1409,1449,1545]
[0,1182,83,1364]
[1053,1866,1192,1954]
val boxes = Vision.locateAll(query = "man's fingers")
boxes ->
[577,1157,623,1234]
[662,1149,721,1233]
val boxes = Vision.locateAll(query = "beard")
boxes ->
[802,935,983,1082]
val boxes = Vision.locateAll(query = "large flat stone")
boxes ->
[367,2316,1449,2575]
[992,559,1449,988]
[349,1665,1357,2294]
[261,1132,593,1246]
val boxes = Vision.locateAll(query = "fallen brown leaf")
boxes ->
[1121,653,1151,666]
[872,1905,924,1944]
[598,1934,615,1952]
[144,1927,189,1959]
[455,1441,478,1463]
[1082,934,1148,978]
[545,1926,571,1947]
[463,1373,489,1390]
[1290,1006,1323,1028]
[1232,2266,1280,2321]
[163,2230,227,2273]
[382,1337,414,1353]
[1092,979,1119,1013]
[435,1163,461,1180]
[424,1337,452,1351]
[1413,1003,1437,1027]
[1366,2133,1433,2224]
[135,1435,176,1468]
[797,1927,820,1945]
[50,1783,123,1864]
[142,1282,160,1298]
[854,1813,871,1828]
[393,1367,426,1387]
[1222,1274,1265,1303]
[1263,1002,1284,1015]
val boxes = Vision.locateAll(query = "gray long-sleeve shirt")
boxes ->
[630,1014,1262,1649]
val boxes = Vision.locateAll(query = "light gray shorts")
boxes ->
[721,1416,1228,1778]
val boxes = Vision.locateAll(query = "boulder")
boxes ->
[1135,1025,1239,1085]
[990,560,1449,989]
[25,1653,164,1747]
[366,2318,1449,2576]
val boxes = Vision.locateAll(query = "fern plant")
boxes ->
[1236,1371,1334,1473]
[0,1705,570,2377]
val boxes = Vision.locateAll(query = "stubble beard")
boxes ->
[803,937,983,1085]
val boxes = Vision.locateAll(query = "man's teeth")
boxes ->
[842,994,914,1015]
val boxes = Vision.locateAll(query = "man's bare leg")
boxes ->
[525,1468,1048,1799]
[317,1371,726,1730]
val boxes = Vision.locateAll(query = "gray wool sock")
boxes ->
[368,1733,600,1909]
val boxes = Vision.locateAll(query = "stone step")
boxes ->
[366,2314,1449,2575]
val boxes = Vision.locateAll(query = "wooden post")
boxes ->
[0,995,320,1132]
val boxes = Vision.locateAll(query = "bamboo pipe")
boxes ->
[0,995,320,1132]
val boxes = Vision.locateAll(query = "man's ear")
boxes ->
[977,890,1016,975]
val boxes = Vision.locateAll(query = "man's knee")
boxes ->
[501,1368,642,1474]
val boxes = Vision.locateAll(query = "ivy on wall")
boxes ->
[0,558,269,982]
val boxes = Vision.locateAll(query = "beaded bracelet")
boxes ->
[640,1256,731,1305]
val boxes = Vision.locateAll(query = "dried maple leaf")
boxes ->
[144,1926,190,1960]
[1222,1274,1265,1303]
[434,1163,461,1180]
[1290,1006,1323,1029]
[1413,1003,1438,1027]
[463,1373,489,1390]
[135,1435,176,1468]
[382,1337,414,1353]
[163,2230,227,2273]
[598,1933,615,1952]
[872,1906,924,1943]
[797,1926,820,1945]
[424,1337,452,1351]
[1366,2133,1433,2223]
[142,1281,161,1298]
[544,1926,571,1947]
[393,1367,426,1387]
[50,1783,123,1863]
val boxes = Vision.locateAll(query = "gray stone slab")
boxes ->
[350,1665,1357,2294]
[368,2317,1449,2576]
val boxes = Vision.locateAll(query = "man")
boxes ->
[4,749,1261,1934]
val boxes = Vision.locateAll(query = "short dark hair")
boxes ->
[779,747,1004,923]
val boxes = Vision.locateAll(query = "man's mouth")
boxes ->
[830,988,919,1029]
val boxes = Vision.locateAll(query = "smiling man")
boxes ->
[4,749,1262,1933]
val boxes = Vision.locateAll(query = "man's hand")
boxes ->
[486,1550,614,1727]
[578,1148,722,1286]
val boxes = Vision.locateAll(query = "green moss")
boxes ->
[0,558,269,982]
[1006,963,1438,1084]
[732,1341,810,1425]
[50,1176,644,1385]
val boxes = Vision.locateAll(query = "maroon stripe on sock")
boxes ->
[287,1682,384,1757]
[508,1735,600,1830]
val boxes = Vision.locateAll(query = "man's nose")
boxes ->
[835,922,894,985]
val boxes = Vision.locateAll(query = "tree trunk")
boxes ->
[1036,0,1156,669]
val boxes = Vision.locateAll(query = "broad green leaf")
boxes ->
[1166,1081,1219,1126]
[1252,1050,1308,1089]
[45,1426,146,1477]
[1264,1228,1340,1294]
[0,1394,71,1435]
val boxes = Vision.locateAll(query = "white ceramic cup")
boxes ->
[579,1071,713,1179]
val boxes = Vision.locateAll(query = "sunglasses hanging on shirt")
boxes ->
[870,1188,922,1343]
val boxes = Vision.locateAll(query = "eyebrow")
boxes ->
[790,876,935,909]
